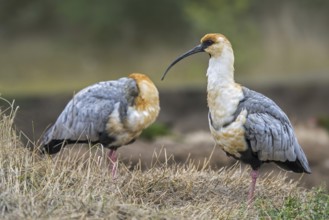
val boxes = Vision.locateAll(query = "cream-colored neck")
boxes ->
[206,45,243,129]
[207,45,235,88]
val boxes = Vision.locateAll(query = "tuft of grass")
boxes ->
[140,122,171,141]
[256,186,329,219]
[0,98,328,219]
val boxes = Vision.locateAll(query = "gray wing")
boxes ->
[237,87,311,172]
[42,77,138,144]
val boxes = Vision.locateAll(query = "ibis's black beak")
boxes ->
[161,44,205,80]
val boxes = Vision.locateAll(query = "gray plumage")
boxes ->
[235,87,311,173]
[41,77,138,147]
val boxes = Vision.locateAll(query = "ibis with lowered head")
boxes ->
[161,33,311,203]
[41,73,160,177]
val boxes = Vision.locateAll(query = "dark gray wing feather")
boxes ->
[42,77,138,144]
[236,87,311,172]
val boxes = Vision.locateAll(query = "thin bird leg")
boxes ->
[107,149,117,178]
[248,169,259,204]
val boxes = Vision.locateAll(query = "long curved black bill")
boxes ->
[161,44,204,80]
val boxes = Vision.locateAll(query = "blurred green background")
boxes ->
[1,0,329,96]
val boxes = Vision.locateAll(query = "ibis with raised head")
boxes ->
[41,73,160,177]
[161,33,311,203]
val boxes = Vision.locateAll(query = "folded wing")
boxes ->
[238,87,311,173]
[41,77,138,146]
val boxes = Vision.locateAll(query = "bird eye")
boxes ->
[203,40,214,46]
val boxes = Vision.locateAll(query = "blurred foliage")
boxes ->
[0,0,190,45]
[1,0,329,95]
[1,0,328,44]
[317,116,329,133]
[0,0,262,70]
[141,123,171,141]
[1,0,328,48]
[184,0,261,70]
[184,0,329,70]
[185,0,256,36]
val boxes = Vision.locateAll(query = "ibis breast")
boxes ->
[209,109,248,158]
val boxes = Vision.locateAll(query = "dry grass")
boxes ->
[0,100,328,219]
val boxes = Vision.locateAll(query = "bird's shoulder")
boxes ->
[237,87,290,123]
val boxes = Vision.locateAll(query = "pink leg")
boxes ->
[248,169,259,205]
[108,149,117,178]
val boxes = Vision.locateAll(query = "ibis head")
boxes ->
[161,33,232,80]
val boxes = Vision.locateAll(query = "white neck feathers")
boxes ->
[207,45,235,88]
[206,44,243,129]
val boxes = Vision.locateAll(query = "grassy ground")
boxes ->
[0,100,328,219]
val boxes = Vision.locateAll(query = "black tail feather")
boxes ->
[42,139,91,155]
[42,140,66,154]
[274,159,311,174]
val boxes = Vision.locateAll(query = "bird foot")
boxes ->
[247,169,259,205]
[108,149,118,179]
